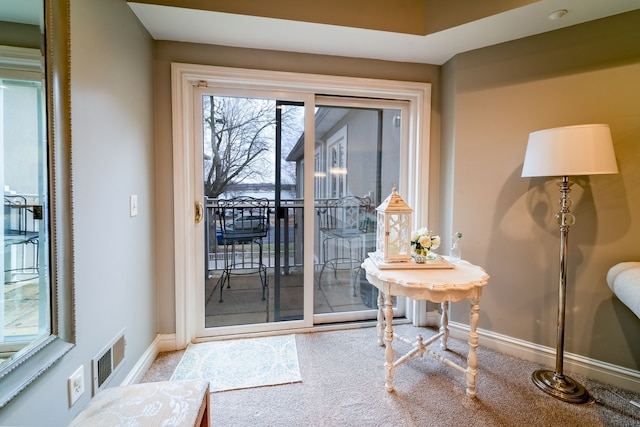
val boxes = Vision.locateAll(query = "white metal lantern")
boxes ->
[375,187,413,263]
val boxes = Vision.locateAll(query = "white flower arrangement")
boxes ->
[410,228,441,255]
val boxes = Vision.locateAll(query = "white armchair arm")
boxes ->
[606,262,640,319]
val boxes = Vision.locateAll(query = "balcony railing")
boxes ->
[206,198,303,273]
[205,198,376,274]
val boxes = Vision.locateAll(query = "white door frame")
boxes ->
[171,63,431,347]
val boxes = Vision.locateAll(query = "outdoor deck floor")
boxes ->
[205,267,378,327]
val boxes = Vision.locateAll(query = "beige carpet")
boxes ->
[142,324,640,426]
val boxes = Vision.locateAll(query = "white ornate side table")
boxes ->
[361,257,489,397]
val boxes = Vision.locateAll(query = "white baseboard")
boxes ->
[448,321,640,392]
[157,333,179,352]
[120,333,178,386]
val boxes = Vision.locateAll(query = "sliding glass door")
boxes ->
[172,63,430,342]
[193,87,408,334]
[195,89,309,333]
[312,99,407,324]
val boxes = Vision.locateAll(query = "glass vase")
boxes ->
[450,242,461,263]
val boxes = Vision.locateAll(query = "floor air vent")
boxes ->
[92,330,126,395]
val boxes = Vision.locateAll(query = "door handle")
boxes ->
[195,201,204,224]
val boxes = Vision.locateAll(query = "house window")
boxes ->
[327,126,347,198]
[314,148,324,198]
[0,51,51,372]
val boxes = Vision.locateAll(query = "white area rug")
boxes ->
[171,335,301,393]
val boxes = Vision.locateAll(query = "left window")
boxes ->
[0,0,74,408]
[0,48,50,375]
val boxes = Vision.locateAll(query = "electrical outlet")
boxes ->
[129,194,138,217]
[68,365,85,406]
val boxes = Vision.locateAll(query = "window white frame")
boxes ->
[171,63,431,347]
[314,146,324,198]
[326,125,347,198]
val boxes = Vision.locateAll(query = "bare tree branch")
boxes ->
[202,96,301,198]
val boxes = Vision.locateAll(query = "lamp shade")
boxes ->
[522,124,618,177]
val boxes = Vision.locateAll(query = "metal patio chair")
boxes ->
[215,197,270,312]
[316,195,373,296]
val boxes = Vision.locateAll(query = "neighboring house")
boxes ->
[287,106,401,203]
[286,106,402,268]
[1,1,639,425]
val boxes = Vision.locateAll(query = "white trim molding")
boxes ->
[0,45,43,77]
[449,321,640,392]
[120,334,176,386]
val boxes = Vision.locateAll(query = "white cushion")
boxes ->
[69,380,209,427]
[606,262,640,319]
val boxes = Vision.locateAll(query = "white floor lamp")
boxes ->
[521,124,618,404]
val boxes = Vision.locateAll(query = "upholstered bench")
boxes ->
[607,261,640,319]
[69,380,210,426]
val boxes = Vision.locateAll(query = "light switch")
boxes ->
[129,195,138,217]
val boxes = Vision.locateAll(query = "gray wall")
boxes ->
[443,11,640,370]
[2,2,638,425]
[0,0,156,425]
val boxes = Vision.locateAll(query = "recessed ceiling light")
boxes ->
[548,9,568,20]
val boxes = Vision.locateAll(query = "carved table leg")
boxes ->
[383,292,395,392]
[377,289,385,346]
[440,301,449,350]
[466,296,480,398]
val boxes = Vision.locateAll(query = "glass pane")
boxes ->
[1,79,50,360]
[202,95,305,327]
[314,106,401,316]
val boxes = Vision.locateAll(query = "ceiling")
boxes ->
[128,0,640,65]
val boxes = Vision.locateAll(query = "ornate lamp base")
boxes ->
[532,369,590,404]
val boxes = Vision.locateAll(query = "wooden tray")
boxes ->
[367,252,454,269]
